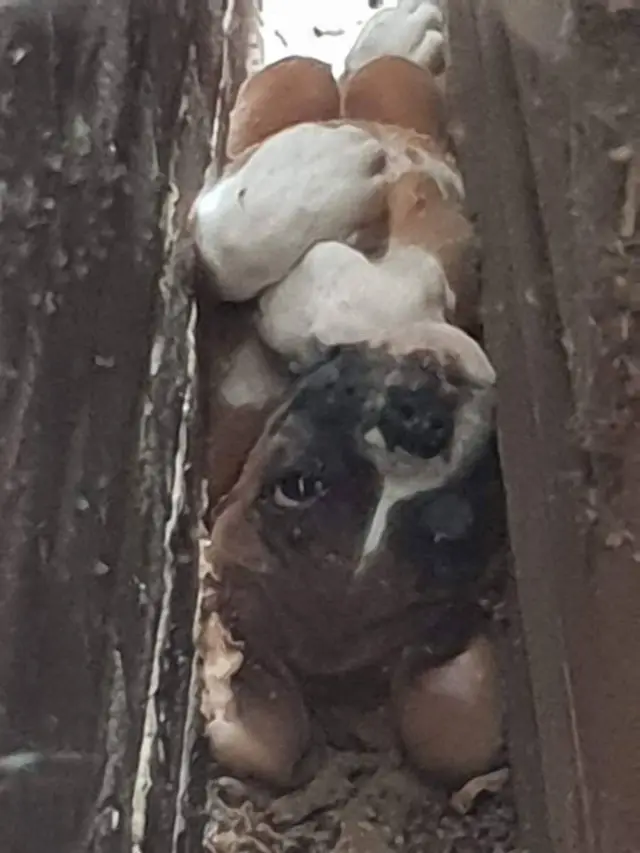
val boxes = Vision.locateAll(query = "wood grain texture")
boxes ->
[0,1,223,850]
[448,1,640,851]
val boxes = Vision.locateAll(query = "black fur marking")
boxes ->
[377,384,456,459]
[391,434,505,591]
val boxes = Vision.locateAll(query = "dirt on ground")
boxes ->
[197,540,519,853]
[202,743,518,853]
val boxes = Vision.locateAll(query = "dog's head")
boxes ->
[208,327,501,677]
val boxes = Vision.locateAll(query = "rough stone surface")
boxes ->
[0,1,223,851]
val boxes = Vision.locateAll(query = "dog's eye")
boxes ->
[272,471,327,508]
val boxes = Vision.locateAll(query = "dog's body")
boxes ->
[192,121,389,302]
[256,163,479,369]
[256,233,454,367]
[196,13,502,793]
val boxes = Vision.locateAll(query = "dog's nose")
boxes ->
[377,385,454,459]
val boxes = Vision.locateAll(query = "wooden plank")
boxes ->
[445,7,555,853]
[449,1,640,851]
[504,3,640,851]
[0,2,222,850]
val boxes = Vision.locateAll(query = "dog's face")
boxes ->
[292,334,497,564]
[210,335,501,677]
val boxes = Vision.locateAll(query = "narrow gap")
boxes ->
[188,3,521,852]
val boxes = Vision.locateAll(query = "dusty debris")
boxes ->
[266,752,380,827]
[313,27,346,39]
[449,767,511,816]
[203,742,519,853]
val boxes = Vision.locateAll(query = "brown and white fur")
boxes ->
[340,55,451,155]
[254,154,479,367]
[226,56,341,161]
[195,115,471,516]
[196,23,500,790]
[192,40,463,305]
[198,349,505,789]
[356,321,496,562]
[256,237,452,368]
[198,153,476,520]
[349,119,463,198]
[197,42,480,515]
[191,121,389,302]
[198,299,290,522]
[385,170,482,335]
[191,118,464,302]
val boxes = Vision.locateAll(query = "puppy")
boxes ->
[336,120,465,255]
[198,347,504,788]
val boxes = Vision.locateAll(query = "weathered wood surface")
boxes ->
[210,0,263,170]
[0,1,224,851]
[448,2,640,852]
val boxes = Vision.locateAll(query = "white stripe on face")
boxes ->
[360,478,400,562]
[355,409,493,578]
[356,473,434,575]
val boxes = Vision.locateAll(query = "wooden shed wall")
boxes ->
[0,2,231,851]
[447,2,640,852]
